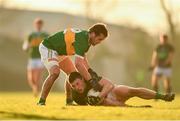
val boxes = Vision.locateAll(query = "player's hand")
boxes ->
[88,68,103,91]
[87,96,103,105]
[88,68,102,81]
[88,68,99,79]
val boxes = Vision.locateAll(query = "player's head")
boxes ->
[88,23,108,46]
[34,18,43,31]
[159,33,168,44]
[69,72,86,93]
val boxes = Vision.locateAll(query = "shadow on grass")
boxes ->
[0,110,68,120]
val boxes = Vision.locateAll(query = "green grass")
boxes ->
[0,92,180,120]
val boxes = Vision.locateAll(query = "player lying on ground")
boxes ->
[68,72,175,106]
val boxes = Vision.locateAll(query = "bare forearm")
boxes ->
[99,79,114,99]
[151,51,157,67]
[75,57,91,81]
[83,56,90,69]
[99,84,114,99]
[65,81,72,99]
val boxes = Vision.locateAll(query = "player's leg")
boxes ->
[31,69,39,96]
[163,68,172,94]
[27,59,38,96]
[33,59,44,97]
[127,87,174,101]
[33,68,43,96]
[38,43,60,105]
[113,85,174,102]
[59,57,77,105]
[151,74,159,93]
[40,64,60,99]
[163,77,172,94]
[111,85,133,102]
[59,56,77,75]
[126,87,156,99]
[27,68,34,93]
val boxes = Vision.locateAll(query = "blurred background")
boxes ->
[0,0,180,92]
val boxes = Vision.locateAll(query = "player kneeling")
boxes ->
[68,72,175,106]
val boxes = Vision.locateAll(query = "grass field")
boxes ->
[0,92,180,120]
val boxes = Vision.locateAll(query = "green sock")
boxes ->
[38,98,46,104]
[155,93,165,99]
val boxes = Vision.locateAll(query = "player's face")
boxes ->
[34,22,43,31]
[71,78,86,93]
[160,35,168,44]
[90,33,106,46]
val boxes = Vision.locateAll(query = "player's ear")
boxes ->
[90,32,96,38]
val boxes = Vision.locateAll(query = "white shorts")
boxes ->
[27,58,44,69]
[39,43,68,71]
[153,66,172,77]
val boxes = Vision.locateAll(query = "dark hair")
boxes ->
[69,72,82,83]
[34,18,43,24]
[88,23,108,37]
[162,34,168,39]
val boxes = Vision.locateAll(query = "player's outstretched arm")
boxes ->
[22,40,29,51]
[150,51,157,69]
[75,56,92,81]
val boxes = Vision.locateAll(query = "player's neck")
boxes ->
[35,28,42,32]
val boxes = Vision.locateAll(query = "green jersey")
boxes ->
[42,28,91,57]
[155,43,174,67]
[27,31,49,58]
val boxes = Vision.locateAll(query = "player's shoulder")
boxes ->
[29,31,36,36]
[28,31,37,39]
[155,44,162,51]
[40,31,49,36]
[41,31,48,34]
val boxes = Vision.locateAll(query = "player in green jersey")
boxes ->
[37,23,108,105]
[22,18,49,97]
[150,34,174,94]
